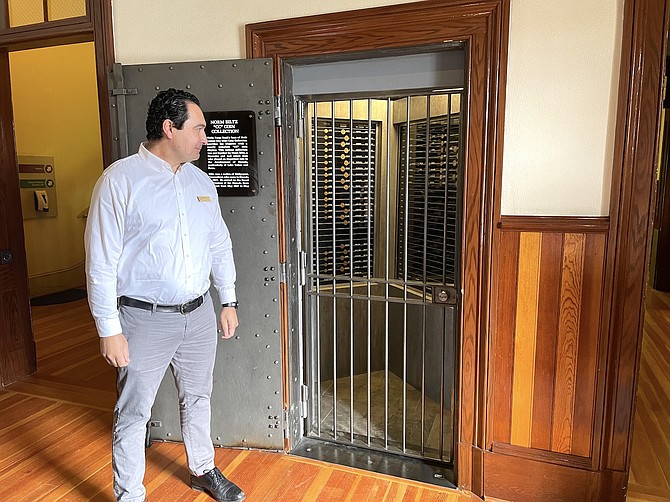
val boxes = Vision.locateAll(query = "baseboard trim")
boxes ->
[29,261,85,298]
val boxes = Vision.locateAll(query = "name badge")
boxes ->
[197,196,212,202]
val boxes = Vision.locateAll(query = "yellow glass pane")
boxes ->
[47,0,86,21]
[8,0,45,27]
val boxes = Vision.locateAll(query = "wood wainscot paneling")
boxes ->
[485,0,668,498]
[486,216,610,501]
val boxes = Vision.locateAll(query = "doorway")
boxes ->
[247,2,508,491]
[0,0,114,388]
[285,48,465,486]
[5,41,111,401]
[9,42,102,300]
[650,55,670,291]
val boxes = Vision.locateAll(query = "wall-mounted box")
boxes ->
[18,155,58,219]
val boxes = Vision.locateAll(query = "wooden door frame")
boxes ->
[602,0,668,478]
[246,0,511,493]
[0,0,114,386]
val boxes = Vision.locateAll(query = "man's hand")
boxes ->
[220,307,239,339]
[100,333,130,367]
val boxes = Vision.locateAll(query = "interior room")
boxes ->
[0,1,668,501]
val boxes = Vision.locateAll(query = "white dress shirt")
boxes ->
[85,144,236,338]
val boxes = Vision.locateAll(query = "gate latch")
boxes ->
[432,285,457,305]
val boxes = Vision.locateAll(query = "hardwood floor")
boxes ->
[1,298,468,501]
[2,290,668,501]
[627,288,670,502]
[8,300,116,411]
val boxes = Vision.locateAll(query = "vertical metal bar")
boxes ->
[43,0,49,22]
[366,98,372,446]
[312,103,322,437]
[331,101,338,439]
[443,94,452,285]
[451,309,458,463]
[402,96,411,452]
[440,308,446,459]
[384,97,391,451]
[421,95,431,456]
[349,100,355,443]
[451,90,465,462]
[440,94,452,453]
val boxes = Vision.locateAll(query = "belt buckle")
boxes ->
[180,296,199,314]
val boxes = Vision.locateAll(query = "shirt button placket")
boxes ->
[175,176,194,292]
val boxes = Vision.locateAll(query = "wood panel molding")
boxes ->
[483,450,626,502]
[246,0,511,493]
[0,17,91,50]
[491,442,593,470]
[498,216,609,233]
[489,228,607,468]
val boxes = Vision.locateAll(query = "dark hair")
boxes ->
[145,88,201,141]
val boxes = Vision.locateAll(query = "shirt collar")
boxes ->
[138,142,177,173]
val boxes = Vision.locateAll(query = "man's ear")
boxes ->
[162,119,173,139]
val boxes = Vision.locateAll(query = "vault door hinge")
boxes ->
[282,409,289,439]
[110,88,138,96]
[299,250,307,286]
[296,100,305,139]
[300,384,308,418]
[109,63,131,160]
[279,262,287,284]
[274,95,282,128]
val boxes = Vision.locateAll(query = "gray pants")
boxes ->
[113,296,217,502]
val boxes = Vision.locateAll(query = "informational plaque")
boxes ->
[198,111,258,196]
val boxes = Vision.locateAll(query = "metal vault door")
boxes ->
[108,60,283,449]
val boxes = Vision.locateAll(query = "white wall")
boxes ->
[502,1,623,216]
[112,0,624,216]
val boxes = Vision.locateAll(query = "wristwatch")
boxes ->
[222,301,239,309]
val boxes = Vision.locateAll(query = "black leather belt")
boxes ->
[118,294,205,314]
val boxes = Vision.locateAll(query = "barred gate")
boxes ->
[299,91,463,465]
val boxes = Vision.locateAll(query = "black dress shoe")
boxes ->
[190,467,246,501]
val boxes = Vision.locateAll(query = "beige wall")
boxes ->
[112,0,417,65]
[10,42,103,296]
[112,0,624,216]
[502,0,622,216]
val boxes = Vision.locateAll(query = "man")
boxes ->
[85,88,245,502]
